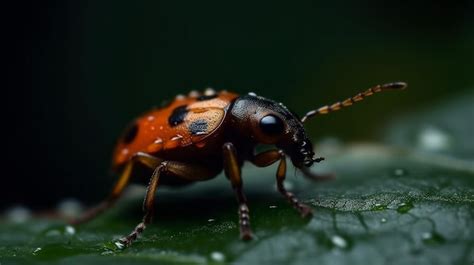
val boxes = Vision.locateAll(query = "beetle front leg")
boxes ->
[252,150,313,218]
[222,142,253,240]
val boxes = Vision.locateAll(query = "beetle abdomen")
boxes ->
[112,90,239,167]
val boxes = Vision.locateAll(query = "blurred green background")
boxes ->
[4,0,473,209]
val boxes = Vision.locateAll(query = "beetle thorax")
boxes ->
[229,94,315,168]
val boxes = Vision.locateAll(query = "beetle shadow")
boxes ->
[104,174,310,226]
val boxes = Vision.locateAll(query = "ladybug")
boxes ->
[72,82,407,247]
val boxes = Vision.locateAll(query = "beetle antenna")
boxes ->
[300,82,407,123]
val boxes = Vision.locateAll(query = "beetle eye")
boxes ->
[259,115,285,135]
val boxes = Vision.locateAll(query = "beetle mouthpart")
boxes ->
[312,157,325,163]
[303,156,314,167]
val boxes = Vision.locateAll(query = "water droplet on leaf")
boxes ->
[210,251,225,262]
[417,126,451,151]
[57,198,83,219]
[372,203,387,211]
[65,225,76,236]
[6,205,31,223]
[283,181,294,191]
[45,229,61,237]
[114,241,125,250]
[397,201,414,214]
[393,168,408,177]
[331,235,348,249]
[32,247,42,255]
[422,231,445,245]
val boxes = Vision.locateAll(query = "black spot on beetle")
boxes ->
[168,105,188,126]
[122,123,139,144]
[189,119,209,135]
[197,94,218,101]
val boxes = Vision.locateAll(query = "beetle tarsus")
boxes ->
[298,203,313,218]
[238,203,254,240]
[117,222,146,249]
[240,229,253,241]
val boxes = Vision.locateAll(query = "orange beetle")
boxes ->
[72,83,407,248]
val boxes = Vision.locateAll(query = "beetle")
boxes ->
[71,82,407,248]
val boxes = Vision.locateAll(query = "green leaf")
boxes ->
[384,91,474,160]
[1,93,473,265]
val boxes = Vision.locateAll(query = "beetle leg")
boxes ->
[117,161,165,248]
[252,150,313,218]
[251,149,282,167]
[70,152,161,225]
[117,160,217,248]
[223,142,253,240]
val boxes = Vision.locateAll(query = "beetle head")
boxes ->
[229,82,408,167]
[230,93,319,168]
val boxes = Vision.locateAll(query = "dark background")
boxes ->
[3,1,473,210]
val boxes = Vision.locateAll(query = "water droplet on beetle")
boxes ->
[147,138,163,153]
[269,205,278,209]
[188,90,199,97]
[204,88,216,96]
[171,135,183,141]
[208,218,215,222]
